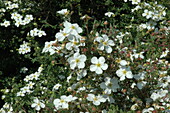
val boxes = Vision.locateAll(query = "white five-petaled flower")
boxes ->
[63,21,83,35]
[31,98,45,111]
[53,95,77,110]
[160,48,169,58]
[95,34,115,53]
[86,94,106,106]
[57,9,69,15]
[55,29,69,42]
[116,66,133,81]
[100,77,120,94]
[142,9,153,19]
[67,52,87,69]
[53,83,62,90]
[65,35,81,50]
[90,56,108,74]
[1,20,10,27]
[105,12,115,17]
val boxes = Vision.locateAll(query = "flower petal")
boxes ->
[99,57,105,63]
[77,62,85,69]
[91,57,98,64]
[101,63,108,70]
[95,67,103,74]
[90,65,97,72]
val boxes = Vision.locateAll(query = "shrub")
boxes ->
[0,0,170,112]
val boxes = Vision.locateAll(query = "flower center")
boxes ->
[63,33,67,36]
[37,102,41,106]
[96,63,101,67]
[103,41,108,46]
[93,97,98,101]
[122,70,127,74]
[71,26,75,29]
[75,59,80,63]
[108,83,112,87]
[60,99,65,103]
[73,41,78,45]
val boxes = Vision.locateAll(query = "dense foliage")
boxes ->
[0,0,170,112]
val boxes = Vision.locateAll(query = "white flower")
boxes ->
[76,70,87,81]
[17,91,25,97]
[20,86,31,93]
[65,35,80,50]
[55,29,69,42]
[100,77,120,94]
[90,56,108,74]
[137,81,147,89]
[37,30,46,37]
[142,9,153,19]
[133,51,144,59]
[53,95,77,110]
[105,12,115,17]
[142,107,154,113]
[87,94,106,106]
[18,41,31,54]
[31,72,40,80]
[95,34,115,53]
[1,20,10,27]
[160,48,169,58]
[131,0,141,5]
[27,82,35,89]
[31,98,45,111]
[29,28,46,37]
[20,67,28,73]
[53,83,62,90]
[57,9,69,15]
[67,52,87,69]
[120,60,128,66]
[63,21,83,35]
[42,41,57,55]
[25,14,33,21]
[116,66,133,81]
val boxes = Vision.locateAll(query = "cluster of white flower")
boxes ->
[42,20,84,56]
[130,50,145,61]
[18,41,31,54]
[0,103,13,113]
[28,28,46,37]
[4,1,19,10]
[53,95,77,111]
[150,89,168,101]
[17,66,43,97]
[11,12,33,27]
[142,3,166,21]
[42,40,62,55]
